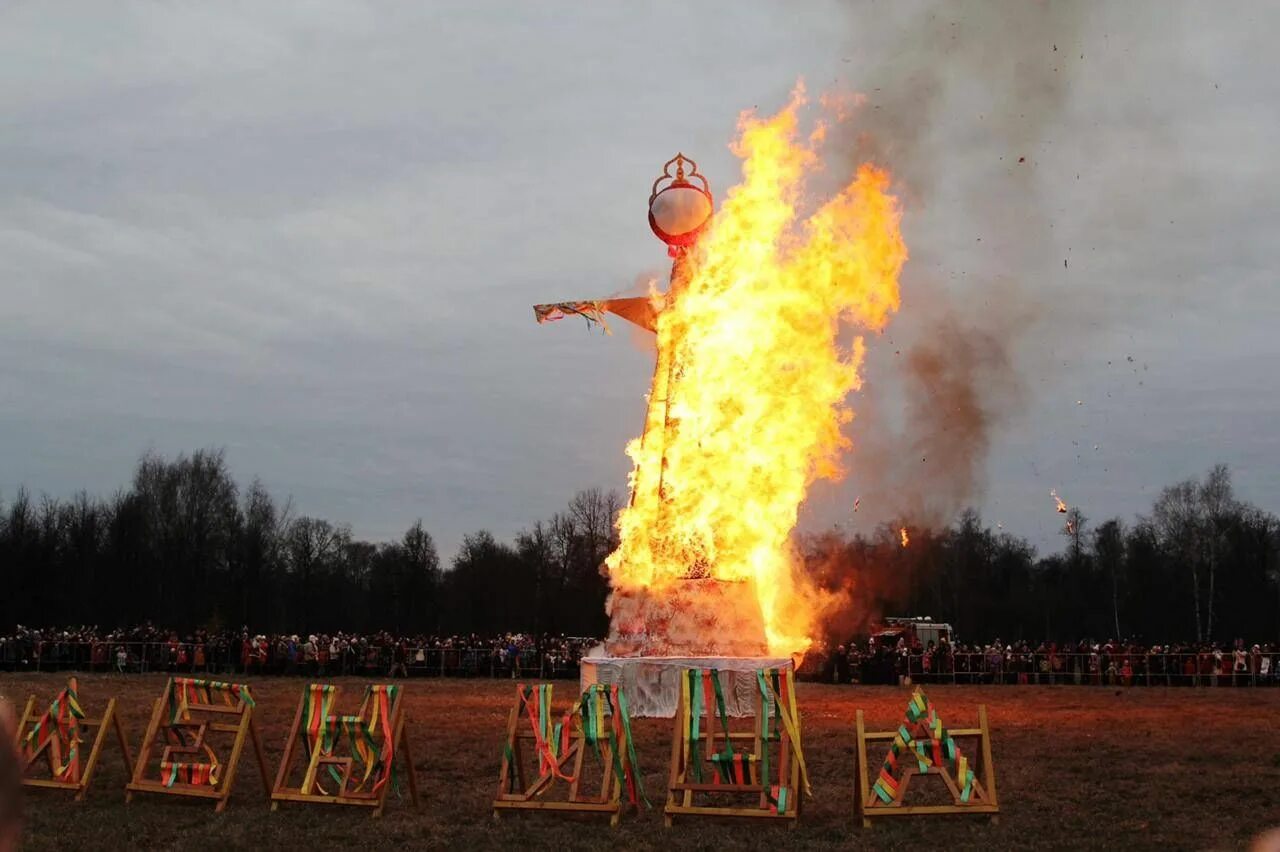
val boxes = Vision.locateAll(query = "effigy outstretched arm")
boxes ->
[532,296,658,333]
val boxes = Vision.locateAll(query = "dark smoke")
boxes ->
[883,293,1030,527]
[837,1,1087,526]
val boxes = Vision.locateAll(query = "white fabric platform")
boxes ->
[580,653,793,718]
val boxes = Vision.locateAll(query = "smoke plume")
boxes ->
[837,1,1088,527]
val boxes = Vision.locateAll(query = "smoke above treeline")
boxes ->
[835,1,1090,528]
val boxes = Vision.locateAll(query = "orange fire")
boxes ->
[899,527,910,548]
[605,85,907,655]
[1051,489,1068,514]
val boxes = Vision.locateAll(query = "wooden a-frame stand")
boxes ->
[493,683,640,826]
[16,677,133,801]
[125,677,271,812]
[854,691,1000,826]
[664,667,808,827]
[271,683,419,817]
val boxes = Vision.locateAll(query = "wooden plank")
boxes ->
[75,701,112,800]
[398,715,421,808]
[110,701,135,779]
[248,718,271,797]
[270,791,378,806]
[980,705,999,808]
[493,800,618,813]
[855,709,870,827]
[664,689,682,827]
[126,781,224,799]
[270,683,310,807]
[863,804,1000,817]
[495,699,519,807]
[168,704,246,716]
[126,696,164,804]
[671,782,766,793]
[753,696,766,810]
[20,779,81,791]
[15,696,35,748]
[865,726,987,739]
[665,805,794,819]
[212,709,248,812]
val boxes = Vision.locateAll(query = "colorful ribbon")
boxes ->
[162,760,219,787]
[871,687,977,804]
[300,684,338,794]
[755,667,811,811]
[678,668,808,814]
[21,679,86,783]
[166,677,254,724]
[504,682,647,807]
[310,684,399,796]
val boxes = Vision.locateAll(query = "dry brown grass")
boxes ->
[4,673,1279,850]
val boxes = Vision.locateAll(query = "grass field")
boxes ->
[4,673,1279,850]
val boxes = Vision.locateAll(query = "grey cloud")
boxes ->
[1,1,1277,562]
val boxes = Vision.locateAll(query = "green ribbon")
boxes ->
[688,670,703,782]
[756,671,773,807]
[615,687,649,807]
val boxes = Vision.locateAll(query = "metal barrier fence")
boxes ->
[5,642,1278,687]
[833,650,1280,687]
[0,640,584,680]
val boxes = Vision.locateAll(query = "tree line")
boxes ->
[807,464,1280,643]
[1,450,1276,643]
[0,449,614,638]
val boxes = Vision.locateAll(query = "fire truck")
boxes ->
[870,616,954,649]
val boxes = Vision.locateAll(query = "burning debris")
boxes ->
[899,526,910,548]
[1051,489,1068,514]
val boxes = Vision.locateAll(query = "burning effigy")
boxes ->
[535,86,907,714]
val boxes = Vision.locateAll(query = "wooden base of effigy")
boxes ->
[604,579,769,658]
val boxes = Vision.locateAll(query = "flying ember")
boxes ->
[604,86,908,657]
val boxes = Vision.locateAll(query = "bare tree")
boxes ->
[568,488,621,575]
[1197,464,1236,640]
[1062,507,1087,566]
[1093,519,1125,639]
[285,517,348,630]
[1152,479,1202,640]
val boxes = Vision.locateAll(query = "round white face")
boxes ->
[650,185,712,238]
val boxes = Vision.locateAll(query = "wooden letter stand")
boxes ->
[854,688,1000,825]
[16,677,133,800]
[493,683,645,826]
[271,683,419,817]
[125,677,270,812]
[665,667,810,826]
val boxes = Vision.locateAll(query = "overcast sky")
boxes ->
[2,1,1277,562]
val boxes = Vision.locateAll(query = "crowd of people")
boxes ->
[0,624,595,680]
[5,624,1280,688]
[814,637,1280,687]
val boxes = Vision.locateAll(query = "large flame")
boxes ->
[606,86,907,655]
